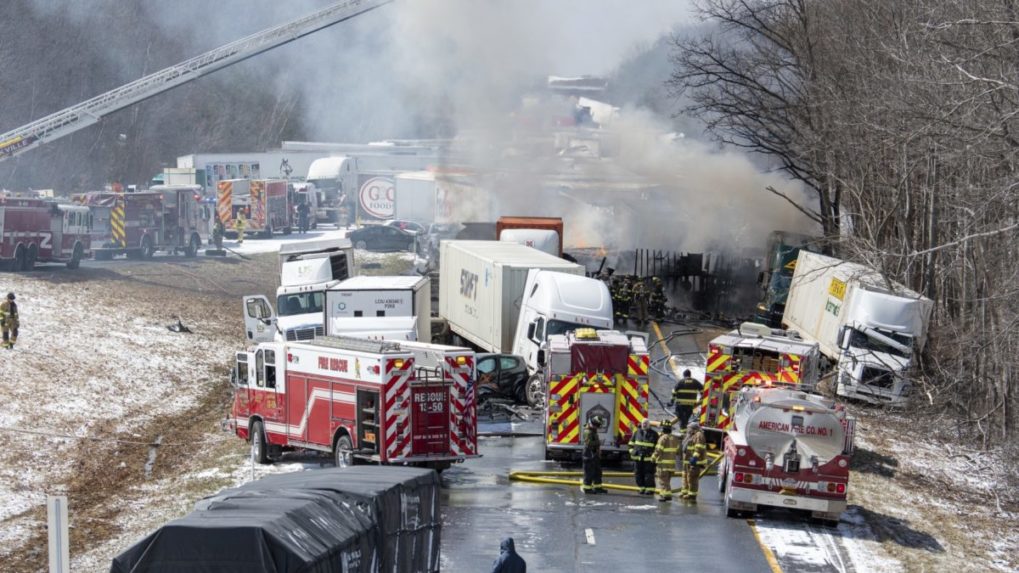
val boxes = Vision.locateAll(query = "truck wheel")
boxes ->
[12,245,26,272]
[251,420,270,465]
[26,244,38,271]
[718,459,727,493]
[141,237,154,259]
[723,473,739,518]
[185,234,200,258]
[67,243,84,269]
[525,374,545,408]
[333,434,354,468]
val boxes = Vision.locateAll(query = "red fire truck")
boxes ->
[229,336,479,471]
[217,179,291,238]
[0,196,91,270]
[76,185,207,260]
[540,328,650,461]
[719,385,855,523]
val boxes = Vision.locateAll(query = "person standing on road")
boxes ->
[491,537,526,573]
[628,418,659,495]
[233,214,246,245]
[681,421,707,501]
[632,279,649,324]
[651,419,680,502]
[296,201,311,234]
[581,416,607,494]
[1,292,19,350]
[669,369,703,430]
[212,218,225,250]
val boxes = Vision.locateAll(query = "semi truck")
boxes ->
[324,275,431,343]
[78,186,207,260]
[228,335,479,471]
[437,240,613,406]
[217,178,291,237]
[540,328,649,462]
[242,238,354,342]
[754,231,819,327]
[719,384,855,523]
[782,252,934,405]
[0,197,91,270]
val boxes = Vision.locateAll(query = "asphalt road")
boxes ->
[438,319,775,572]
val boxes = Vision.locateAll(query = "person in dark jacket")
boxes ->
[581,416,607,494]
[491,537,526,573]
[669,369,703,429]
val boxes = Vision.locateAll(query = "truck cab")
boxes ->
[514,269,614,405]
[243,238,353,342]
[306,156,358,226]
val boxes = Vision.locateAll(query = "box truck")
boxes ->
[324,275,431,343]
[782,251,933,405]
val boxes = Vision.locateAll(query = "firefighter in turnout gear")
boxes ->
[650,419,681,501]
[581,416,607,494]
[649,276,667,319]
[631,279,649,324]
[628,418,659,495]
[612,276,631,322]
[233,214,246,245]
[681,421,707,500]
[212,218,225,250]
[669,369,703,430]
[1,292,18,349]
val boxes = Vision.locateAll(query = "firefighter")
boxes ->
[649,276,667,318]
[581,416,607,494]
[628,418,659,495]
[650,419,681,501]
[233,214,246,245]
[632,279,649,324]
[1,292,18,350]
[296,200,311,234]
[212,218,225,250]
[669,369,703,430]
[616,277,632,321]
[681,421,707,500]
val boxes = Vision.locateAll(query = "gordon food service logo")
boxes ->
[358,177,395,219]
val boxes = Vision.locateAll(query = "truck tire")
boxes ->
[333,434,354,468]
[525,374,545,408]
[12,245,26,272]
[251,420,270,465]
[67,243,84,269]
[185,234,200,258]
[723,473,739,518]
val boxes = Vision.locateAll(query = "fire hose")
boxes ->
[509,451,723,492]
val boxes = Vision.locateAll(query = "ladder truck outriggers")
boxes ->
[540,328,650,462]
[229,336,479,471]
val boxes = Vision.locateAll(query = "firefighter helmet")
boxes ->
[589,416,604,428]
[683,369,691,378]
[661,419,673,432]
[5,292,13,300]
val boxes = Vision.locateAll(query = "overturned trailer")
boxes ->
[110,466,441,573]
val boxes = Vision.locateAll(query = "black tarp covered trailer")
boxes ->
[110,466,440,573]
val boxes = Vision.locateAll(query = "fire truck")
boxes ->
[0,196,91,270]
[77,185,207,260]
[540,328,650,461]
[229,336,479,471]
[718,385,855,523]
[698,322,822,437]
[217,179,291,238]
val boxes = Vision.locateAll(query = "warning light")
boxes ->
[456,355,468,365]
[394,359,405,369]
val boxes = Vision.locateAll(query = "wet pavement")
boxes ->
[438,320,774,572]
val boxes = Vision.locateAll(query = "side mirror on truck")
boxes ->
[537,349,546,367]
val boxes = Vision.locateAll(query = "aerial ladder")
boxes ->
[0,0,392,161]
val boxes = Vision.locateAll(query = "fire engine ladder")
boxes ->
[0,0,393,161]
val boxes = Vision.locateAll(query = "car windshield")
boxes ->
[848,328,912,358]
[546,319,591,338]
[276,292,324,316]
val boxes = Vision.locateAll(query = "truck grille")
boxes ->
[286,326,324,341]
[861,367,895,389]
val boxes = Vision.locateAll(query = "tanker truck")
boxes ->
[718,385,855,523]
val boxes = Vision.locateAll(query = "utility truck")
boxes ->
[782,252,933,405]
[540,328,649,462]
[242,238,353,342]
[719,385,855,523]
[228,335,479,471]
[437,240,613,405]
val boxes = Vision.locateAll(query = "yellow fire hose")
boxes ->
[509,452,723,494]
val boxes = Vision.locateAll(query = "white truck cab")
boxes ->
[243,238,353,342]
